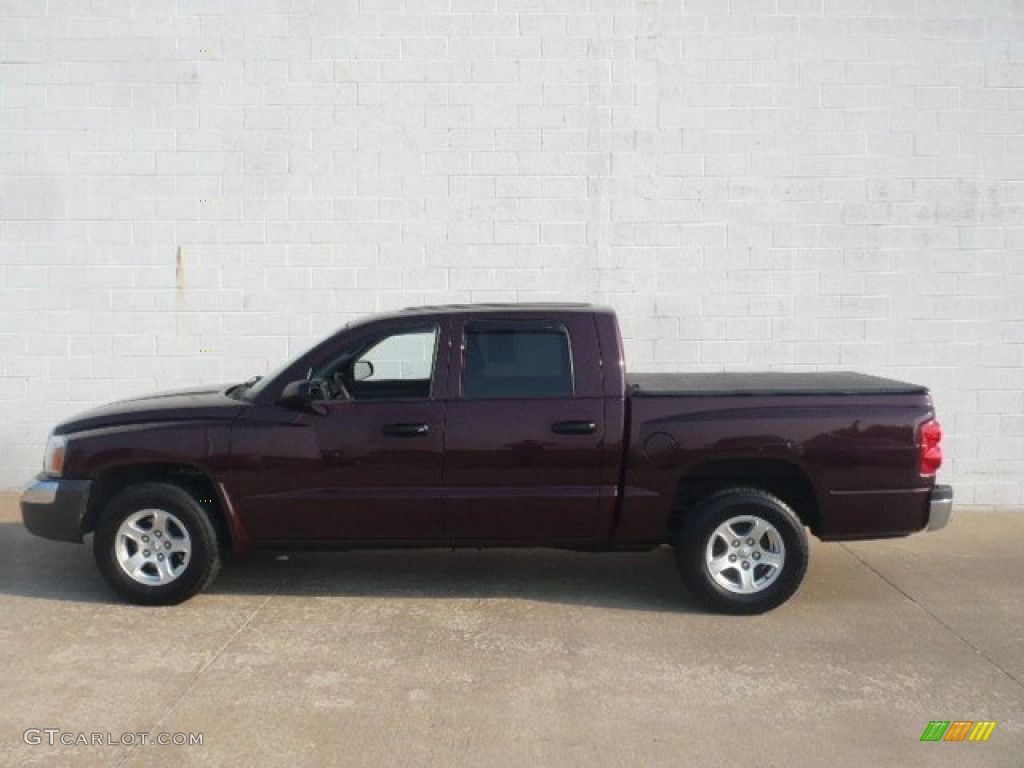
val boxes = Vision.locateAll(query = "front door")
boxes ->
[231,324,446,542]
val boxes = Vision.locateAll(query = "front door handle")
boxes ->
[382,423,430,437]
[551,420,597,436]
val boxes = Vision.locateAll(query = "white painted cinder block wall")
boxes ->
[1,1,1022,505]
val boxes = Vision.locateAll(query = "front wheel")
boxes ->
[676,488,809,614]
[93,482,221,605]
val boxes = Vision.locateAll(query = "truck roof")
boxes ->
[398,303,609,317]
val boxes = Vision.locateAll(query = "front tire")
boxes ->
[93,482,221,605]
[676,488,809,614]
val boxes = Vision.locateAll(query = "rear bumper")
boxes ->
[927,485,954,532]
[20,476,92,543]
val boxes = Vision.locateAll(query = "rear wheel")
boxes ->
[93,482,220,605]
[676,488,808,614]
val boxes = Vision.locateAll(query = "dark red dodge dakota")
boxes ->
[21,304,952,613]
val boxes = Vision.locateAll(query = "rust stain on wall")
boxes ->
[176,245,186,292]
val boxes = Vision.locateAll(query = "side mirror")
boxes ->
[353,360,374,381]
[278,380,328,415]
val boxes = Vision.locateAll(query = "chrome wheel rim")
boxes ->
[114,509,192,586]
[705,515,786,594]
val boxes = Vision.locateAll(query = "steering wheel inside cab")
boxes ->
[314,358,373,401]
[329,371,351,400]
[308,366,349,401]
[303,365,347,401]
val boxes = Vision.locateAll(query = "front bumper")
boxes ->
[926,485,954,532]
[20,476,92,543]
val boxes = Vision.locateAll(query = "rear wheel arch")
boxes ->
[668,458,821,542]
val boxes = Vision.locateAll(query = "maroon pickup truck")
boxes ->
[21,304,952,613]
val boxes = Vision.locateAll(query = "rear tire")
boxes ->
[93,482,220,605]
[676,488,808,614]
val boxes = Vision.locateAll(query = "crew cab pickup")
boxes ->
[21,304,953,613]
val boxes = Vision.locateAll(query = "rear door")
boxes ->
[441,313,616,542]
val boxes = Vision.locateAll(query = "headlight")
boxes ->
[43,434,67,477]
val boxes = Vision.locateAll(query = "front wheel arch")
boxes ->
[85,463,232,549]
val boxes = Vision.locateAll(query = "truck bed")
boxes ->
[627,371,928,397]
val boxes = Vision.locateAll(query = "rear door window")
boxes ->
[461,322,574,399]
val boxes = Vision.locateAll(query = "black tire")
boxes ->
[676,488,809,615]
[93,482,221,606]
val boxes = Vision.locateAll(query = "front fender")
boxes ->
[62,421,234,480]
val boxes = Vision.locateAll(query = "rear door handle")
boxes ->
[382,423,430,437]
[551,420,597,436]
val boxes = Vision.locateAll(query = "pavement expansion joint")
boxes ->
[113,578,288,768]
[839,543,1023,692]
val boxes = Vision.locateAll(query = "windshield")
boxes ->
[240,356,296,401]
[239,319,362,402]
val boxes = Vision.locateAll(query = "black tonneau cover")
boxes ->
[627,371,928,397]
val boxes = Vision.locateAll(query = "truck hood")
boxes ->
[54,384,247,435]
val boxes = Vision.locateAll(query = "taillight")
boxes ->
[919,419,943,476]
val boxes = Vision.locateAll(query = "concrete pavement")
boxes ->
[0,493,1020,767]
